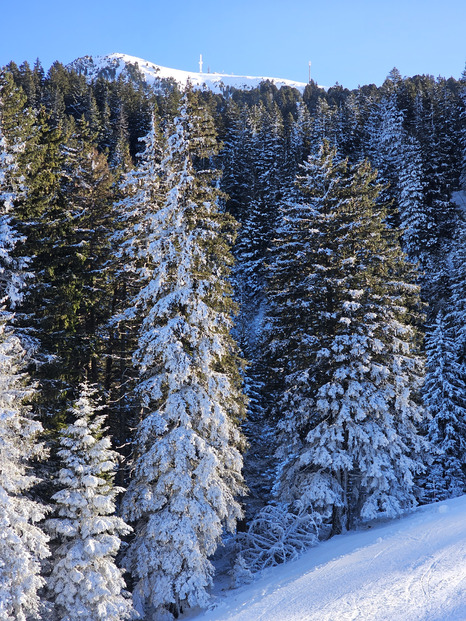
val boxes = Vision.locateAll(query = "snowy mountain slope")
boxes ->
[68,53,311,93]
[452,190,466,212]
[185,495,466,621]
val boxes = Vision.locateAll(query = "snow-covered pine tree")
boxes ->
[54,115,115,387]
[0,116,50,621]
[0,312,49,621]
[333,93,364,161]
[287,102,312,188]
[108,110,165,455]
[46,383,134,621]
[112,111,165,293]
[263,141,341,446]
[460,66,466,191]
[366,90,405,219]
[421,220,466,501]
[231,102,284,323]
[267,140,426,536]
[422,311,466,502]
[450,221,466,368]
[397,133,433,263]
[121,90,246,620]
[219,100,253,223]
[412,80,460,256]
[223,102,282,520]
[309,97,339,155]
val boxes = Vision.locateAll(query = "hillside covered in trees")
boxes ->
[1,55,466,620]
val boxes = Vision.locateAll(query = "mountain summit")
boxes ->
[68,52,310,93]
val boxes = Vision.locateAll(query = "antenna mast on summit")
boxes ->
[199,54,203,73]
[309,61,312,83]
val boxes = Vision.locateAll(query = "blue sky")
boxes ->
[1,0,465,89]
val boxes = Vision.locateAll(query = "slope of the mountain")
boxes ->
[68,52,310,93]
[184,495,466,621]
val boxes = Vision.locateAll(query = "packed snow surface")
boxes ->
[69,53,311,93]
[187,495,466,621]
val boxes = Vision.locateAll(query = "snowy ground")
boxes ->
[452,190,466,213]
[185,495,466,621]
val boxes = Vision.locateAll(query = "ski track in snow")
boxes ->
[186,496,466,621]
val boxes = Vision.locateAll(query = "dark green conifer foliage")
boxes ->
[265,141,425,534]
[3,55,466,585]
[53,117,115,386]
[11,112,117,425]
[422,310,466,502]
[459,65,466,190]
[0,71,35,170]
[106,110,166,453]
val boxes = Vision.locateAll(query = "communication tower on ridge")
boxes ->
[309,61,312,83]
[199,54,203,73]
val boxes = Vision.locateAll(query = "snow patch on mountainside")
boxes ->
[452,190,466,212]
[69,53,311,94]
[184,494,466,621]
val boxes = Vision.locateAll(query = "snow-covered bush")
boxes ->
[234,501,319,580]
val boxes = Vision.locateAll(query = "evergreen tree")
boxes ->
[0,119,50,621]
[121,91,246,619]
[413,80,460,251]
[220,100,254,222]
[21,115,117,426]
[0,71,35,158]
[287,101,312,185]
[231,102,284,390]
[0,308,49,621]
[366,91,405,217]
[450,222,466,367]
[459,66,466,191]
[57,117,115,386]
[108,111,166,452]
[397,133,433,262]
[422,311,466,502]
[266,141,425,535]
[46,383,134,621]
[309,97,339,155]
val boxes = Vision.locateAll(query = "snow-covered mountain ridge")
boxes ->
[68,53,311,93]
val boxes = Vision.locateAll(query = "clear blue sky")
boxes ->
[1,0,465,89]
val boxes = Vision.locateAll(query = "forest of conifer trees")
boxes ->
[1,56,466,620]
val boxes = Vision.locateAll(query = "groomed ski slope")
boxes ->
[189,495,466,621]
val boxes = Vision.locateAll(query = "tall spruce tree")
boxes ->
[0,118,50,621]
[108,111,165,454]
[57,116,115,386]
[422,311,466,502]
[120,91,246,620]
[459,66,466,191]
[397,133,433,263]
[21,115,117,426]
[266,141,425,535]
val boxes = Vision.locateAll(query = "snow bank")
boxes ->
[188,495,466,621]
